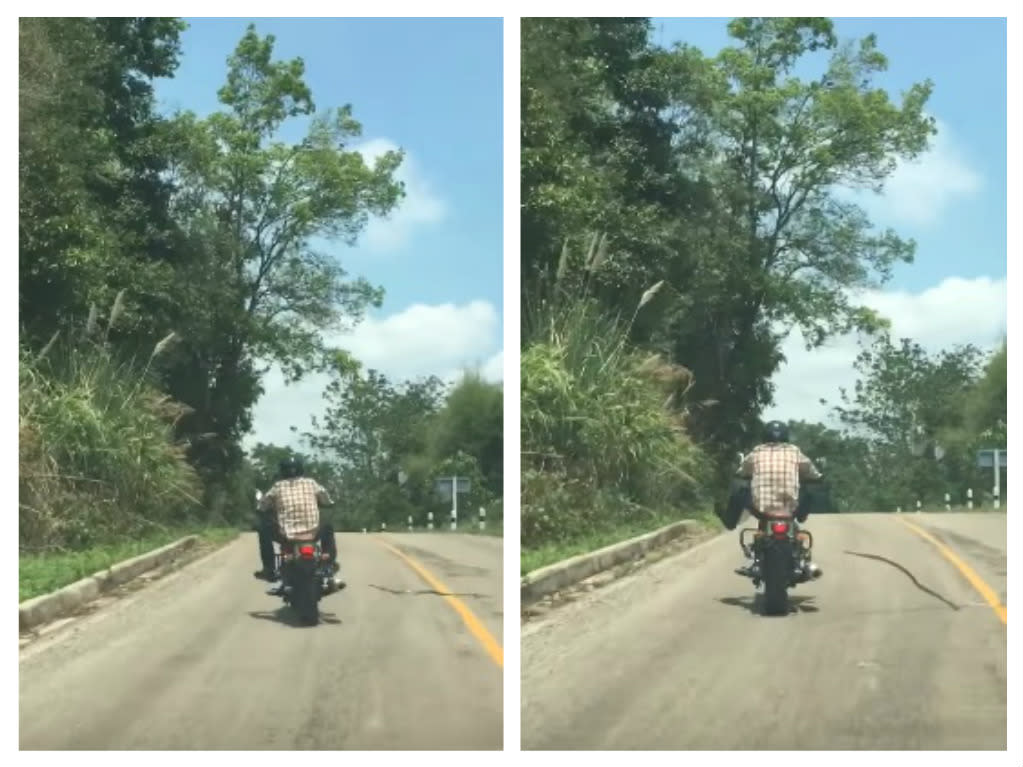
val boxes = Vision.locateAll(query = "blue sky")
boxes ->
[154,18,504,446]
[652,18,1008,423]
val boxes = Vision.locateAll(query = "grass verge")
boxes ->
[521,508,719,575]
[19,526,240,602]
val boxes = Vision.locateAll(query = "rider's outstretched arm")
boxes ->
[797,451,823,481]
[737,452,755,478]
[314,482,334,508]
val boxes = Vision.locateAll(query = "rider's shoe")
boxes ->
[735,562,761,579]
[254,568,275,581]
[266,579,284,595]
[806,562,823,580]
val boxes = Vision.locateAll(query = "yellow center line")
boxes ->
[898,517,1007,625]
[376,539,504,668]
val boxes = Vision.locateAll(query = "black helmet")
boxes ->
[279,456,304,479]
[762,420,789,444]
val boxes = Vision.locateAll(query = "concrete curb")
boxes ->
[521,519,704,605]
[19,535,199,631]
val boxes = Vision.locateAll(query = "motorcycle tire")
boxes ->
[761,544,791,617]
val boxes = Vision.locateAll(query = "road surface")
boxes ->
[20,532,503,750]
[522,512,1006,750]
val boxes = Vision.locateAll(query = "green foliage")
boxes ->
[18,19,408,553]
[304,365,503,531]
[521,17,937,500]
[521,245,709,550]
[799,335,1006,511]
[19,300,201,551]
[20,526,238,602]
[428,372,504,497]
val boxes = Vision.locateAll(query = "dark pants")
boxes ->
[257,515,338,574]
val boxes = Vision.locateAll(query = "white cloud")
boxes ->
[246,300,501,448]
[840,118,981,226]
[356,138,447,252]
[764,276,1007,426]
[480,349,504,383]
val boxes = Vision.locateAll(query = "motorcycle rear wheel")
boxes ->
[761,546,791,616]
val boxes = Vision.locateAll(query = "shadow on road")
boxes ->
[718,594,819,615]
[247,607,342,627]
[843,550,960,611]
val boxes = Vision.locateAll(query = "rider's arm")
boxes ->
[314,481,333,507]
[797,451,823,480]
[258,485,276,513]
[737,451,755,478]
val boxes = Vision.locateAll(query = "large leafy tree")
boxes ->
[307,368,446,528]
[832,335,987,507]
[19,17,186,343]
[521,18,937,491]
[654,18,934,474]
[164,25,404,480]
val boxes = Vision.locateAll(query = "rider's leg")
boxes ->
[735,512,765,578]
[265,527,290,594]
[255,515,277,580]
[318,522,346,590]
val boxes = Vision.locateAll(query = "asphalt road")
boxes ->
[20,532,503,750]
[522,512,1007,750]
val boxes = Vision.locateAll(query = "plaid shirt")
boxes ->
[258,477,332,539]
[738,443,821,517]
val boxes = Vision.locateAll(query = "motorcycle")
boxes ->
[731,454,829,616]
[254,489,336,626]
[738,515,814,616]
[274,538,335,625]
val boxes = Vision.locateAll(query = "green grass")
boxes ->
[20,301,203,551]
[19,526,240,603]
[521,508,718,575]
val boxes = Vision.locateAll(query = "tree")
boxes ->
[163,25,404,483]
[307,367,446,528]
[19,18,187,344]
[832,335,986,508]
[654,18,933,478]
[521,18,710,302]
[428,373,504,496]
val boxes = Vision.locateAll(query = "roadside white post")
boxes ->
[381,522,387,532]
[408,515,413,532]
[427,511,434,531]
[362,528,367,533]
[916,499,922,513]
[967,488,974,510]
[993,448,1001,509]
[896,506,902,513]
[944,492,951,511]
[451,475,458,531]
[479,507,486,531]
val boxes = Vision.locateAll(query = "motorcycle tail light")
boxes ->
[770,521,790,537]
[299,545,316,559]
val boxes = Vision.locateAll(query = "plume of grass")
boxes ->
[104,289,125,343]
[19,299,200,552]
[521,240,708,550]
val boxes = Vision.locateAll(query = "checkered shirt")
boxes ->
[738,443,821,517]
[259,477,332,539]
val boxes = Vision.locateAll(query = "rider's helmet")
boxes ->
[279,456,305,479]
[762,420,790,444]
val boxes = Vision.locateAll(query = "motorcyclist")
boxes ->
[734,420,823,581]
[254,456,345,594]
